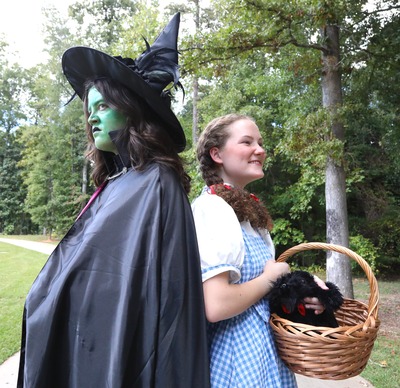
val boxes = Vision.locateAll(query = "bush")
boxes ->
[365,211,400,275]
[271,218,305,247]
[349,234,378,274]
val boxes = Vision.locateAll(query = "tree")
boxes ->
[68,0,137,49]
[181,0,400,295]
[16,1,142,236]
[321,23,352,296]
[0,129,29,234]
[0,42,32,234]
[15,6,86,237]
[166,0,216,145]
[344,11,400,273]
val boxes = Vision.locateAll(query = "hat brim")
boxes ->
[62,46,186,152]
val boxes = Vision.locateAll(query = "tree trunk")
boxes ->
[81,159,89,210]
[321,25,354,298]
[192,76,199,144]
[192,0,201,145]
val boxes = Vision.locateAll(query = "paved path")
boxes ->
[0,238,374,387]
[0,238,55,255]
[0,353,19,388]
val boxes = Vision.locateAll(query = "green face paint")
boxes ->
[87,87,127,154]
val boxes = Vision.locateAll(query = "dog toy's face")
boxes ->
[273,271,316,314]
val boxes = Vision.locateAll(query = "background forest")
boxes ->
[0,0,399,277]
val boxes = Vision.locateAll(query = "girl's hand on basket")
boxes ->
[263,259,291,283]
[304,275,329,315]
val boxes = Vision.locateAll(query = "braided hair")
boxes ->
[197,114,273,231]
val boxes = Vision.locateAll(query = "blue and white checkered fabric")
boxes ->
[206,227,297,387]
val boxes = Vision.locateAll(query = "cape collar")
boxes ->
[102,130,131,180]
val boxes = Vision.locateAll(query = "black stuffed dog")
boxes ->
[268,270,344,327]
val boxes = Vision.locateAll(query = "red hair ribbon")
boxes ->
[209,184,232,194]
[249,193,259,202]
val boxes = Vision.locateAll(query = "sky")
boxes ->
[0,0,180,68]
[0,0,76,67]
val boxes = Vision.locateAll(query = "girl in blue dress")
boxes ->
[192,114,326,387]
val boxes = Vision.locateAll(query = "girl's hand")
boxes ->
[304,275,329,315]
[313,275,329,290]
[262,259,290,283]
[303,297,325,315]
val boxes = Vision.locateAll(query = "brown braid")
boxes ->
[197,114,273,231]
[210,184,273,230]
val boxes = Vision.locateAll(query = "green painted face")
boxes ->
[87,87,127,154]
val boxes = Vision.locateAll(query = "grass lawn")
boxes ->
[0,236,399,387]
[355,277,400,387]
[0,242,48,363]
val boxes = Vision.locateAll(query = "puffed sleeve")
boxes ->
[191,192,244,283]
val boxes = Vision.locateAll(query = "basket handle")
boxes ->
[276,242,379,319]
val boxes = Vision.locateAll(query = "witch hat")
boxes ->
[61,13,185,152]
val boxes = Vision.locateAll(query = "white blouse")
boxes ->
[191,189,275,283]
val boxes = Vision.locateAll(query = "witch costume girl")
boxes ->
[17,13,210,388]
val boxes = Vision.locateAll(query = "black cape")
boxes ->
[17,163,210,387]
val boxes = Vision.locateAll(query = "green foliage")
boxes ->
[349,234,378,274]
[288,262,325,274]
[13,0,144,236]
[1,1,399,275]
[1,7,86,236]
[0,131,31,234]
[0,45,33,234]
[365,211,400,275]
[281,169,325,220]
[112,1,161,58]
[18,105,86,236]
[179,0,400,277]
[277,107,345,168]
[270,218,305,247]
[183,148,203,201]
[68,0,137,49]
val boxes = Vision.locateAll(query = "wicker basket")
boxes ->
[269,242,380,380]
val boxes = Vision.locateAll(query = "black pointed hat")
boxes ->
[62,13,185,152]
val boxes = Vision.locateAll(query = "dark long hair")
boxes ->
[197,113,273,230]
[83,78,190,193]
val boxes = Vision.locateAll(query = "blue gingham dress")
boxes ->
[192,190,297,388]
